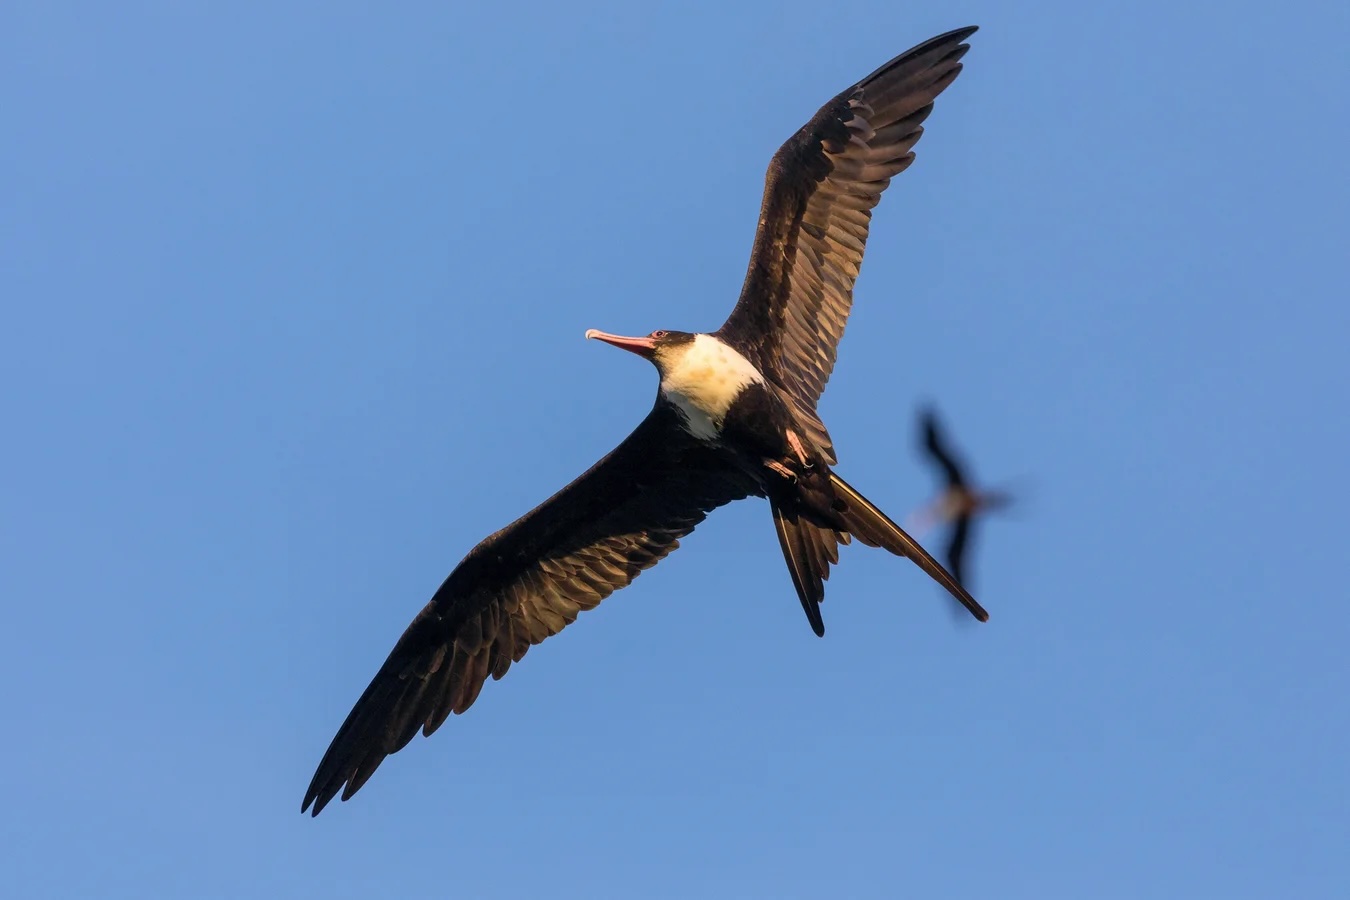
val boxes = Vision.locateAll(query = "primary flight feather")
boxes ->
[304,25,983,816]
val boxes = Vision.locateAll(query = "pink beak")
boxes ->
[585,329,657,359]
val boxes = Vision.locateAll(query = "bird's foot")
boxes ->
[785,429,813,469]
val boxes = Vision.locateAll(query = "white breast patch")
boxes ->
[660,334,764,440]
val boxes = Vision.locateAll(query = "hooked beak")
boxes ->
[585,329,657,359]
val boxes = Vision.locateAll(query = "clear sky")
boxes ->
[3,2,1348,898]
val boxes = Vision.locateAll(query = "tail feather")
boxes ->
[772,501,850,637]
[829,472,989,622]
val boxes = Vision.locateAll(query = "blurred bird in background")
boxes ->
[911,405,1015,612]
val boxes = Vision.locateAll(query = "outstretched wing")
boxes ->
[920,405,968,489]
[718,27,976,427]
[303,404,758,815]
[945,514,972,589]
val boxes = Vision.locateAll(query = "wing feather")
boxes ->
[920,406,968,488]
[718,27,977,453]
[303,404,758,815]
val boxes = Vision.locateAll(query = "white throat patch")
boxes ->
[660,334,764,440]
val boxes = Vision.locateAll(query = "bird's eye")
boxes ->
[651,330,667,339]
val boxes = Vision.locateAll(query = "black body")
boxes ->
[303,26,984,816]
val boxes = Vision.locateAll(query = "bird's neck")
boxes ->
[660,334,765,440]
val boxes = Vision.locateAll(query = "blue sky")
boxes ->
[3,2,1348,897]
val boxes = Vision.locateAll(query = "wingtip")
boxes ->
[304,793,337,817]
[302,779,341,817]
[928,25,979,48]
[802,601,826,637]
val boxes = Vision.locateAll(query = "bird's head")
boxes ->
[584,329,697,375]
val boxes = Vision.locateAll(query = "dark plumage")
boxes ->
[306,405,756,810]
[304,26,983,816]
[719,28,974,459]
[715,26,979,634]
[918,405,1013,596]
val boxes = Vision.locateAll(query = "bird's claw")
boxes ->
[786,429,811,468]
[765,459,798,483]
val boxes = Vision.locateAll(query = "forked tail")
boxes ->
[828,472,989,622]
[771,501,849,637]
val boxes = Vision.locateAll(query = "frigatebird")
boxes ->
[303,26,983,816]
[916,405,1013,598]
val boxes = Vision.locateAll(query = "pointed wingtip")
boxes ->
[302,781,339,817]
[802,599,826,637]
[921,26,979,51]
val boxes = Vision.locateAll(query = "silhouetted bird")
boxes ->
[915,405,1012,602]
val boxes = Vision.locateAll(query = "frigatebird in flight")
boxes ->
[304,26,983,816]
[915,405,1013,601]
